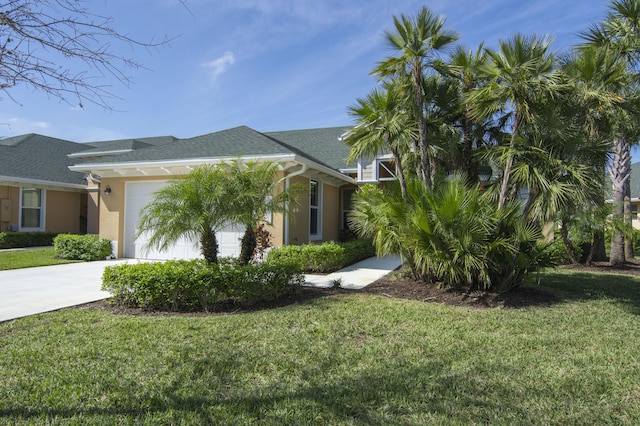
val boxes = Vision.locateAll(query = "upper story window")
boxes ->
[20,188,44,231]
[309,179,322,240]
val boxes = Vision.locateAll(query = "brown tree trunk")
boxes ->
[610,136,629,265]
[559,221,578,265]
[238,226,256,266]
[200,229,219,266]
[624,150,634,260]
[498,114,520,210]
[412,60,431,188]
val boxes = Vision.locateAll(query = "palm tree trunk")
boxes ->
[624,151,634,260]
[462,98,475,179]
[412,60,431,188]
[498,115,520,210]
[610,136,629,265]
[390,147,408,199]
[559,221,578,265]
[200,229,219,266]
[238,226,256,266]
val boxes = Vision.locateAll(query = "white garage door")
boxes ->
[123,181,244,260]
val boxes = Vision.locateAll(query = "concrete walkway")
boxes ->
[304,255,403,289]
[0,255,403,322]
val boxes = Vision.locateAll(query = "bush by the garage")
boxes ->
[101,259,304,312]
[0,232,58,249]
[54,234,113,261]
[266,240,375,273]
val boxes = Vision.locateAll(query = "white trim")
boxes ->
[69,154,355,185]
[19,187,45,232]
[68,149,134,158]
[0,175,86,191]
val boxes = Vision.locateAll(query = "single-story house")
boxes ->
[3,125,395,260]
[0,134,91,234]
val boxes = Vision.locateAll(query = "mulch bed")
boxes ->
[78,260,640,316]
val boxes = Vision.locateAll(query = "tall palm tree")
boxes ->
[437,43,491,179]
[345,82,417,199]
[562,45,628,263]
[373,5,458,188]
[469,33,558,209]
[136,165,237,265]
[581,0,640,264]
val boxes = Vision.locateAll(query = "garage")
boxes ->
[123,181,244,260]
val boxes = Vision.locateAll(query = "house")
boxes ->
[2,125,396,259]
[0,134,92,234]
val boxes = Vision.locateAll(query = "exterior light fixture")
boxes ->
[104,186,112,196]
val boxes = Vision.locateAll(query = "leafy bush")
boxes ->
[0,232,58,249]
[53,234,113,261]
[349,178,553,293]
[266,239,375,273]
[102,259,304,312]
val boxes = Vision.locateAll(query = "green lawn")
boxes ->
[0,247,79,270]
[1,269,639,425]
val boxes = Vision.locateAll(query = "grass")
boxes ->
[0,247,80,270]
[1,269,639,424]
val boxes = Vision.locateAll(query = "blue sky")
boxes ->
[0,0,612,143]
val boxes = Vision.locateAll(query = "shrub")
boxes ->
[54,234,113,261]
[102,259,304,312]
[266,240,375,273]
[0,232,58,249]
[349,178,553,293]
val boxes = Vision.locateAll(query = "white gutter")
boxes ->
[0,176,87,190]
[68,149,134,158]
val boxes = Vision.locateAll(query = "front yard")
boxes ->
[0,247,79,270]
[1,269,639,424]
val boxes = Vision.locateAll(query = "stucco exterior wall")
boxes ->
[322,183,340,242]
[287,175,309,245]
[0,185,19,232]
[0,185,84,233]
[99,177,126,257]
[45,190,84,233]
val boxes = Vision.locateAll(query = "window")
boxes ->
[20,188,44,231]
[377,159,397,181]
[341,188,355,230]
[309,179,321,239]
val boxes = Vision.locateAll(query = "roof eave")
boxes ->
[0,175,87,191]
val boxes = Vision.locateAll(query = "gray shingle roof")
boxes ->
[77,126,303,165]
[79,136,178,155]
[0,134,90,185]
[265,126,354,170]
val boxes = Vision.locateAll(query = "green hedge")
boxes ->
[0,232,58,249]
[266,240,375,273]
[54,234,113,261]
[102,259,304,312]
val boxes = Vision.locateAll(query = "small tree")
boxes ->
[221,160,299,266]
[136,166,236,265]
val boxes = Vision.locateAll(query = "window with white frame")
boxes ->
[20,188,44,231]
[309,179,321,239]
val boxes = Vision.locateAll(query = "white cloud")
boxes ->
[0,117,51,136]
[202,51,236,81]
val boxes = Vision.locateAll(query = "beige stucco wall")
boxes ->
[0,185,84,233]
[45,190,84,233]
[288,175,310,245]
[0,185,19,232]
[322,183,340,242]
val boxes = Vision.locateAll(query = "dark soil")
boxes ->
[78,260,640,316]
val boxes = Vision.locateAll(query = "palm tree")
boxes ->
[469,33,559,210]
[221,159,299,266]
[581,0,640,264]
[373,5,459,188]
[345,82,417,199]
[436,43,491,179]
[136,165,237,265]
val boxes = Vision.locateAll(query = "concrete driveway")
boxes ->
[0,259,132,323]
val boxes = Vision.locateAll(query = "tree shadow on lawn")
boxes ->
[0,359,584,424]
